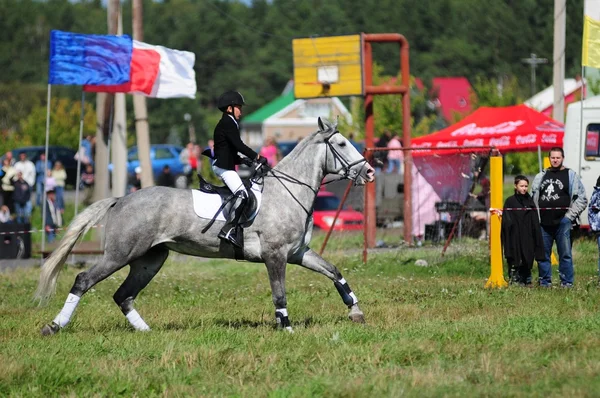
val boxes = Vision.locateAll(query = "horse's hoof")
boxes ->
[41,322,60,336]
[348,312,365,323]
[285,326,294,333]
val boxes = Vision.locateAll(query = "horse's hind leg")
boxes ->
[41,257,128,336]
[291,248,365,323]
[113,246,169,331]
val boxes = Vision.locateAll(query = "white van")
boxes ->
[564,95,600,229]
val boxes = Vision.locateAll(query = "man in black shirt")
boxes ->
[531,147,587,287]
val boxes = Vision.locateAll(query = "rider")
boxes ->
[212,90,268,248]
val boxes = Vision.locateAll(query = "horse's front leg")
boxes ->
[292,248,364,323]
[264,252,293,333]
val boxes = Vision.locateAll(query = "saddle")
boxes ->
[197,173,258,227]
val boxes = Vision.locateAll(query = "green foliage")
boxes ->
[17,97,96,150]
[0,0,586,149]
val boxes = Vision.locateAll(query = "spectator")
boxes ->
[13,171,32,224]
[156,165,175,187]
[80,164,95,206]
[374,131,391,174]
[0,205,12,223]
[52,161,67,212]
[4,151,15,166]
[1,158,16,213]
[500,175,545,286]
[532,147,587,288]
[179,142,193,174]
[35,153,52,207]
[190,144,200,174]
[259,137,281,167]
[386,133,403,174]
[14,152,35,188]
[44,188,62,243]
[44,168,56,193]
[589,176,600,283]
[128,166,142,193]
[205,139,215,158]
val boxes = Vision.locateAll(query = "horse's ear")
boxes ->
[332,116,339,131]
[318,117,326,131]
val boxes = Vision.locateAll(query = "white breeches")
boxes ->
[212,164,247,197]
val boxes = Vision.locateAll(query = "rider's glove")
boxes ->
[257,155,269,166]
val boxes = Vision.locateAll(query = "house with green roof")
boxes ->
[241,84,352,148]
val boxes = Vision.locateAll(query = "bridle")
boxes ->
[324,131,370,184]
[263,131,371,215]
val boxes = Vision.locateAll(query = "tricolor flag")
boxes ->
[49,30,133,86]
[84,40,196,99]
[49,30,196,99]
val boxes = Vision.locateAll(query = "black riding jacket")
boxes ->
[213,114,258,170]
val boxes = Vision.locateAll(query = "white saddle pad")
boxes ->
[192,184,263,222]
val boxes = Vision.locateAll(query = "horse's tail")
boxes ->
[34,197,119,305]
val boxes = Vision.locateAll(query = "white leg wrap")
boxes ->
[126,309,150,331]
[53,293,81,328]
[275,308,288,317]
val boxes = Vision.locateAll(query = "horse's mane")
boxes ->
[274,130,322,169]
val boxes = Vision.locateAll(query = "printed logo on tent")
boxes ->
[536,120,564,132]
[451,120,525,137]
[489,136,510,147]
[541,133,558,144]
[462,138,484,146]
[515,134,537,145]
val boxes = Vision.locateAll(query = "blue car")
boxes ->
[109,144,189,187]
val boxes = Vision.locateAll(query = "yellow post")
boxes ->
[543,156,550,169]
[485,156,508,288]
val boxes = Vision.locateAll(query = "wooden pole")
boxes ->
[132,0,154,188]
[93,0,119,202]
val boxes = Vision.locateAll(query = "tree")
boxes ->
[17,98,96,151]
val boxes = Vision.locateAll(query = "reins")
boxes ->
[264,131,370,215]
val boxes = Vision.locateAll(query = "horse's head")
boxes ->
[317,117,375,185]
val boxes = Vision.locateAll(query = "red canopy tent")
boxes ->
[411,104,564,156]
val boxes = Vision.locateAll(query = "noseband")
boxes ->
[325,132,369,182]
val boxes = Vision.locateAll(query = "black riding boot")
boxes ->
[218,195,247,248]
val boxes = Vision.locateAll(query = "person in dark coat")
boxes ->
[211,90,268,248]
[156,165,175,187]
[501,175,545,286]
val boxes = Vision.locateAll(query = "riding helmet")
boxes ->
[217,91,245,112]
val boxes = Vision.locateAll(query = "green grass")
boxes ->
[2,236,600,397]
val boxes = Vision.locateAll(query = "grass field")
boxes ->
[3,233,600,397]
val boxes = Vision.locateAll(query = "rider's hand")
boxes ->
[257,155,269,166]
[241,157,253,166]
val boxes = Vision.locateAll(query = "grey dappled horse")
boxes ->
[35,117,375,334]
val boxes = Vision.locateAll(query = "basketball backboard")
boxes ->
[292,35,363,99]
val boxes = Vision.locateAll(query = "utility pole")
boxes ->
[522,53,548,97]
[111,8,128,197]
[94,0,119,202]
[552,0,566,122]
[132,0,154,188]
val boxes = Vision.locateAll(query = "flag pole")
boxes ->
[74,90,85,219]
[40,84,51,261]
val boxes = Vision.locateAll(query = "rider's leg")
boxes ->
[211,165,248,248]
